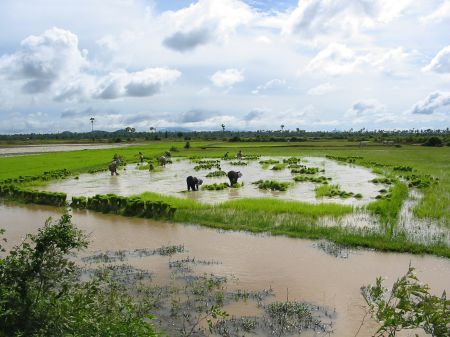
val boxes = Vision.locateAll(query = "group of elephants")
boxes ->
[108,156,242,192]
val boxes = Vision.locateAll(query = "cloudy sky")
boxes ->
[0,0,449,133]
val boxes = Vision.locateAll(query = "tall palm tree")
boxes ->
[90,117,95,132]
[280,124,285,132]
[221,124,225,133]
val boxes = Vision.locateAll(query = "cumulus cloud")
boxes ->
[161,0,253,51]
[421,1,450,24]
[306,43,359,76]
[345,99,393,123]
[252,78,286,94]
[93,68,181,99]
[210,68,244,87]
[307,82,335,95]
[410,92,450,115]
[423,45,450,74]
[282,0,413,40]
[0,27,88,94]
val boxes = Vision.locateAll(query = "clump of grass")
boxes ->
[283,157,301,164]
[194,162,221,171]
[291,167,321,174]
[191,159,220,164]
[202,183,229,190]
[293,175,331,184]
[206,170,227,177]
[367,182,409,229]
[259,159,279,165]
[252,180,290,191]
[230,161,248,166]
[271,163,286,170]
[315,184,355,198]
[326,155,363,163]
[393,165,413,172]
[403,174,438,189]
[371,177,393,184]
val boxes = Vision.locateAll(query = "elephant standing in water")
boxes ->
[186,176,203,191]
[227,170,242,186]
[108,159,120,176]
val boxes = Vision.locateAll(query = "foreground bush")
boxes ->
[0,214,157,337]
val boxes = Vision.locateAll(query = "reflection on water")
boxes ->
[1,202,449,337]
[44,157,384,206]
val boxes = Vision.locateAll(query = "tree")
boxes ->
[361,265,450,337]
[281,124,285,132]
[90,117,95,132]
[221,124,225,133]
[0,214,157,336]
[423,136,443,147]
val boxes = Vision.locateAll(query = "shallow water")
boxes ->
[1,202,449,337]
[0,143,131,157]
[44,157,383,206]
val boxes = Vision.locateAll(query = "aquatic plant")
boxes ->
[283,157,301,164]
[229,161,248,166]
[326,155,363,163]
[291,167,321,174]
[314,184,356,198]
[202,183,230,191]
[0,168,71,185]
[70,193,176,219]
[271,163,287,170]
[194,162,221,171]
[293,175,331,184]
[206,170,227,177]
[393,165,413,172]
[252,180,290,191]
[403,174,438,189]
[371,177,393,184]
[259,159,279,165]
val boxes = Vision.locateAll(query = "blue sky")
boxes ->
[0,0,449,133]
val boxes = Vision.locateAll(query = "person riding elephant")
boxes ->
[227,170,242,186]
[108,159,120,176]
[158,156,167,167]
[186,176,203,191]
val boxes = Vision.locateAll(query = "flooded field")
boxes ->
[0,143,131,157]
[1,201,449,337]
[43,157,383,206]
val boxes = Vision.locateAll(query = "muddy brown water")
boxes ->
[44,157,384,206]
[1,202,449,337]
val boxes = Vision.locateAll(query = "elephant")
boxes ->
[108,160,120,176]
[186,176,203,191]
[227,170,242,186]
[158,156,167,167]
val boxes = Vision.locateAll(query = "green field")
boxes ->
[1,140,449,257]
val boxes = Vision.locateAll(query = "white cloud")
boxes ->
[410,91,450,115]
[345,99,394,123]
[307,82,335,95]
[282,0,413,42]
[161,0,254,52]
[306,43,359,76]
[423,45,450,73]
[421,1,450,24]
[0,27,88,94]
[210,68,244,87]
[252,78,285,94]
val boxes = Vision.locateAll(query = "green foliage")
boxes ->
[403,174,438,189]
[0,169,71,185]
[206,170,227,177]
[393,165,413,172]
[229,161,248,166]
[271,163,286,170]
[0,184,67,206]
[194,162,221,171]
[184,141,191,149]
[367,182,409,230]
[314,184,356,198]
[259,159,279,165]
[202,183,230,191]
[0,214,157,337]
[326,155,363,163]
[291,167,321,174]
[423,136,443,147]
[293,175,331,184]
[70,193,176,219]
[371,177,393,184]
[362,265,450,337]
[282,157,301,164]
[253,180,290,191]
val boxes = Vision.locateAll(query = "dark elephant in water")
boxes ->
[108,160,120,176]
[186,176,203,191]
[227,170,242,186]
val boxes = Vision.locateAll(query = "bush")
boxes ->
[423,136,443,147]
[184,141,190,149]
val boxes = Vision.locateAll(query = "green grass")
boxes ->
[1,140,449,257]
[315,184,355,199]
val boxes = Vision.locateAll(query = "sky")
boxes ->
[0,0,449,134]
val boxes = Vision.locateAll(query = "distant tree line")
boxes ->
[0,128,449,146]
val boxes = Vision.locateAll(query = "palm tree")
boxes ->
[90,117,95,132]
[280,124,285,132]
[221,124,225,133]
[149,127,156,133]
